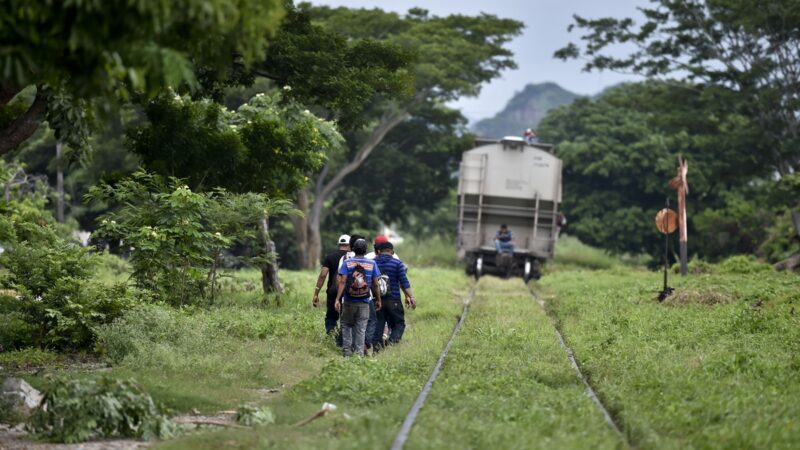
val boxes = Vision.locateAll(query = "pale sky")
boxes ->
[309,0,649,122]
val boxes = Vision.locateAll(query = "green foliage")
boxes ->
[128,91,338,196]
[260,3,415,130]
[717,255,774,274]
[0,348,59,370]
[88,171,295,305]
[234,405,275,426]
[0,196,133,350]
[551,235,623,271]
[1,0,285,151]
[395,235,458,268]
[555,0,800,227]
[538,81,771,260]
[1,0,284,96]
[28,377,174,443]
[758,211,800,262]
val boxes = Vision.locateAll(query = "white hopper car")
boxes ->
[457,137,563,280]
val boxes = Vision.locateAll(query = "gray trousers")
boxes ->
[340,301,370,357]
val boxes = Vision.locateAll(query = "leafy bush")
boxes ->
[718,255,774,274]
[234,405,275,426]
[28,377,174,443]
[758,210,800,263]
[87,171,295,305]
[0,198,134,351]
[671,257,713,274]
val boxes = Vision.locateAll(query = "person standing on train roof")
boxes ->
[495,224,514,255]
[335,238,382,357]
[312,234,350,347]
[371,240,415,351]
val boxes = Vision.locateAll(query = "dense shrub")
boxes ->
[28,377,174,443]
[0,198,134,351]
[87,171,294,306]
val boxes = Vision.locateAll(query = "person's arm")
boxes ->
[372,264,382,311]
[334,273,346,313]
[399,263,415,309]
[312,267,329,307]
[334,263,348,313]
[372,278,382,311]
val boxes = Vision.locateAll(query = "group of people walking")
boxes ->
[312,234,416,357]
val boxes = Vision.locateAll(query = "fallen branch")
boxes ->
[172,417,247,429]
[293,402,337,427]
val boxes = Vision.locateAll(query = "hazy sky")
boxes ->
[309,0,650,122]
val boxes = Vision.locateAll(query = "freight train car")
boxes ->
[457,137,563,280]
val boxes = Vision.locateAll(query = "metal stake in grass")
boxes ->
[655,198,678,302]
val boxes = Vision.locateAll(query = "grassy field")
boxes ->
[4,243,799,449]
[154,267,470,449]
[538,263,800,449]
[405,276,622,450]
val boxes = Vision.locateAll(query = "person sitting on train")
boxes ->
[495,224,514,255]
[523,128,538,145]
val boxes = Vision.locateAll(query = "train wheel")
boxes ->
[475,256,483,279]
[523,258,532,283]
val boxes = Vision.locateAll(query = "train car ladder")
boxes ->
[474,154,488,248]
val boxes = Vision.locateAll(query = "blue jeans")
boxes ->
[373,298,405,348]
[365,299,377,349]
[495,240,514,255]
[325,289,342,347]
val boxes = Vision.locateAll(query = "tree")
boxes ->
[127,89,342,291]
[538,81,769,260]
[0,0,284,154]
[286,6,522,267]
[555,0,800,239]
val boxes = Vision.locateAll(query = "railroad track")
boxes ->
[390,278,629,450]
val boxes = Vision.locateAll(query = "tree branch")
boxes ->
[251,68,282,81]
[0,87,47,156]
[317,109,410,202]
[1,82,20,106]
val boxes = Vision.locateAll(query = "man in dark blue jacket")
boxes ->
[372,241,416,350]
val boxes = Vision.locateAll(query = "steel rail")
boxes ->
[528,286,630,447]
[390,286,475,450]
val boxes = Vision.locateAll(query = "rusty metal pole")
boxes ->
[678,186,687,276]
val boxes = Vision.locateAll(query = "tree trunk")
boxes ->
[304,108,410,263]
[56,142,65,223]
[292,188,310,269]
[791,209,800,241]
[0,87,47,156]
[260,215,284,295]
[307,201,323,270]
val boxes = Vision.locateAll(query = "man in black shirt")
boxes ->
[313,234,351,346]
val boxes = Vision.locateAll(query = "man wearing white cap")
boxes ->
[312,234,351,346]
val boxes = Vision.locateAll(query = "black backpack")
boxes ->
[346,264,370,298]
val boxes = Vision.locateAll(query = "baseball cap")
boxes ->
[373,235,389,245]
[337,234,350,245]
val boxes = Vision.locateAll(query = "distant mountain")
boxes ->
[472,82,580,139]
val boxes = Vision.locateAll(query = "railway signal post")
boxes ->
[655,201,678,301]
[668,156,689,276]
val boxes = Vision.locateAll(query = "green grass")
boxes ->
[395,234,459,268]
[405,276,622,449]
[153,267,470,449]
[539,267,800,449]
